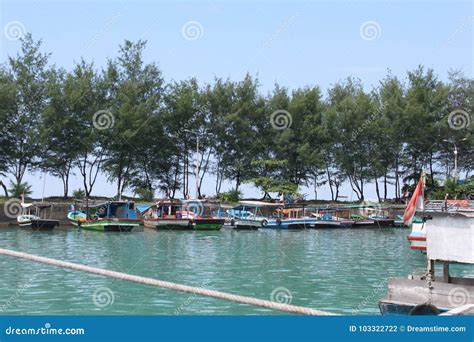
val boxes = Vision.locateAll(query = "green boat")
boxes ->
[191,217,225,230]
[181,200,225,231]
[67,201,140,232]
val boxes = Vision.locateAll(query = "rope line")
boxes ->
[0,248,335,316]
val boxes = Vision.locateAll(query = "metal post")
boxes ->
[196,134,199,199]
[454,144,458,182]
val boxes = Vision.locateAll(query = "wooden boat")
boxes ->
[311,215,356,229]
[367,214,395,227]
[17,202,59,231]
[379,176,474,314]
[182,200,225,231]
[143,201,191,230]
[380,209,474,314]
[406,219,426,250]
[67,201,140,232]
[307,207,356,229]
[347,213,375,227]
[227,201,280,230]
[406,200,473,251]
[276,207,319,229]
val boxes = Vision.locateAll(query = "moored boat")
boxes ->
[17,202,59,231]
[379,175,474,315]
[143,201,191,230]
[68,201,140,232]
[226,201,275,230]
[406,219,426,250]
[348,214,375,227]
[182,200,225,231]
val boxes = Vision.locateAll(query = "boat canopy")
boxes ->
[238,200,281,207]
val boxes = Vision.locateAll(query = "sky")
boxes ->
[0,0,473,200]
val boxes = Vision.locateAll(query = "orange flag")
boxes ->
[403,177,424,225]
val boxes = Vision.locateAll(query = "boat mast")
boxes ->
[41,173,46,202]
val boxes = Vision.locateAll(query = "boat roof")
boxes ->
[87,201,134,208]
[136,204,153,213]
[238,200,281,207]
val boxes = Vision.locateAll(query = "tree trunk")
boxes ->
[326,166,334,201]
[383,173,387,201]
[0,180,8,197]
[375,178,381,202]
[394,155,400,200]
[429,152,434,186]
[235,169,241,192]
[313,175,318,200]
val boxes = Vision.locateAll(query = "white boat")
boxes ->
[380,175,474,315]
[407,220,427,250]
[406,200,473,251]
[17,202,59,231]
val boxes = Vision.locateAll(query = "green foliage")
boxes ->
[429,177,474,200]
[8,181,32,198]
[247,176,298,195]
[0,34,472,202]
[217,190,241,203]
[72,189,85,199]
[133,187,155,202]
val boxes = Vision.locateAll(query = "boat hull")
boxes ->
[18,219,59,231]
[372,218,395,227]
[379,277,474,315]
[311,220,355,229]
[263,219,317,229]
[192,218,225,230]
[378,301,447,315]
[232,220,261,230]
[407,222,426,250]
[73,219,140,232]
[143,218,191,230]
[352,220,376,227]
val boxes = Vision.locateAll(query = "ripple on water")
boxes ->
[0,226,445,315]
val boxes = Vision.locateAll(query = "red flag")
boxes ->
[403,178,424,225]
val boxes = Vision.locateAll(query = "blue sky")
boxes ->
[0,0,473,199]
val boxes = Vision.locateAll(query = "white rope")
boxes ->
[0,248,335,316]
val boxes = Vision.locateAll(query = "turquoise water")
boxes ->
[0,227,469,315]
